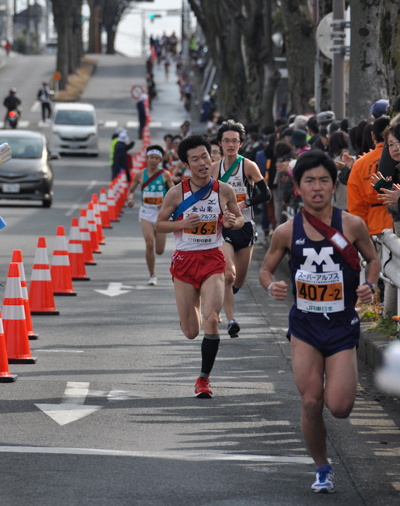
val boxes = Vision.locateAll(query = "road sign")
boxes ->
[316,10,350,61]
[53,72,62,82]
[131,85,145,100]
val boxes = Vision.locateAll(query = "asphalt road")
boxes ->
[0,53,399,506]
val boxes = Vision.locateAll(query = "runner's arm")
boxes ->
[126,172,142,208]
[155,186,200,233]
[163,170,175,190]
[238,159,271,210]
[222,184,245,230]
[351,216,380,303]
[259,223,290,300]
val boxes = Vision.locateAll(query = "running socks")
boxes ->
[200,334,220,378]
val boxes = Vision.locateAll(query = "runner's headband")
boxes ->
[147,149,163,158]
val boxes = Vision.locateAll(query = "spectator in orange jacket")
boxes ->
[347,116,392,236]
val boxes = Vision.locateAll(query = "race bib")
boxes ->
[182,212,217,244]
[143,191,163,208]
[233,186,246,203]
[295,269,344,313]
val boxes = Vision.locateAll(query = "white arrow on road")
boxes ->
[35,382,102,426]
[95,282,134,297]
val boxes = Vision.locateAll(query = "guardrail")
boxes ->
[374,229,400,317]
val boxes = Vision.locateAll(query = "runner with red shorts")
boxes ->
[156,135,244,397]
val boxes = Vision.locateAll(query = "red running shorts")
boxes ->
[170,248,226,290]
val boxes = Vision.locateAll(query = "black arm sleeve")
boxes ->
[247,179,272,206]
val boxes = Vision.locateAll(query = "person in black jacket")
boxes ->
[3,88,21,128]
[112,131,134,181]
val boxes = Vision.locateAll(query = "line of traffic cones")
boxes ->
[0,107,152,382]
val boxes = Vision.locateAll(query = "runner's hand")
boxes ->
[223,210,236,229]
[127,199,134,208]
[356,284,373,304]
[270,281,288,300]
[184,213,200,228]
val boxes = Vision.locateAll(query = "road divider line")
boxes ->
[0,446,315,463]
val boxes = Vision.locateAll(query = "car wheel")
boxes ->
[43,198,52,208]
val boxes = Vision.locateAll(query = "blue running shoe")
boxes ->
[227,319,240,338]
[232,286,239,294]
[311,465,335,493]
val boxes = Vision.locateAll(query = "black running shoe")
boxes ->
[227,319,240,338]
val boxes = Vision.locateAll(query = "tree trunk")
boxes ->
[348,0,387,127]
[106,25,116,54]
[379,0,400,103]
[50,0,74,90]
[279,0,316,114]
[188,0,250,121]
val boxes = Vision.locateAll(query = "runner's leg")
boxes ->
[291,335,329,468]
[141,219,156,276]
[154,228,167,256]
[324,348,358,418]
[222,241,236,322]
[199,272,224,377]
[174,278,201,339]
[232,245,254,289]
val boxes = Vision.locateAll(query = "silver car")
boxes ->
[0,131,55,207]
[51,103,99,156]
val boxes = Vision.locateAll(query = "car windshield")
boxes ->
[54,110,95,126]
[0,137,42,159]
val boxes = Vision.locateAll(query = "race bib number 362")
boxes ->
[182,212,217,244]
[295,269,344,313]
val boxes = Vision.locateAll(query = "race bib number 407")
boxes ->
[295,269,344,313]
[183,212,217,244]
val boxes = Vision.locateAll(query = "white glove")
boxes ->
[0,143,12,166]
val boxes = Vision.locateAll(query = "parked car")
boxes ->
[0,131,56,207]
[51,103,100,156]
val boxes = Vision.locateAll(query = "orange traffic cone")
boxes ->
[4,262,37,363]
[12,249,39,340]
[68,217,90,281]
[107,185,119,222]
[87,203,101,254]
[0,311,17,382]
[79,209,97,265]
[92,194,105,245]
[28,237,59,315]
[99,188,112,229]
[51,226,77,296]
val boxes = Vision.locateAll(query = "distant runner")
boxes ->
[127,145,174,285]
[211,119,271,337]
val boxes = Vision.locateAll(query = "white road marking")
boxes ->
[149,121,162,128]
[104,120,118,128]
[35,349,84,353]
[38,120,50,128]
[31,100,40,112]
[65,204,79,217]
[126,121,139,128]
[0,446,314,464]
[171,121,182,127]
[87,180,97,191]
[35,381,102,426]
[18,120,30,128]
[95,282,134,297]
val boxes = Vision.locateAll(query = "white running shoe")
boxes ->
[311,465,335,493]
[147,275,157,286]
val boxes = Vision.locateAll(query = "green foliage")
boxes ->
[367,314,399,340]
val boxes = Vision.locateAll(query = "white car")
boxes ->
[51,103,100,156]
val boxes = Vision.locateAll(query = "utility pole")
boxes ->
[332,0,345,120]
[141,10,146,58]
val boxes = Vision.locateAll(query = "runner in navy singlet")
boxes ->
[259,151,380,493]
